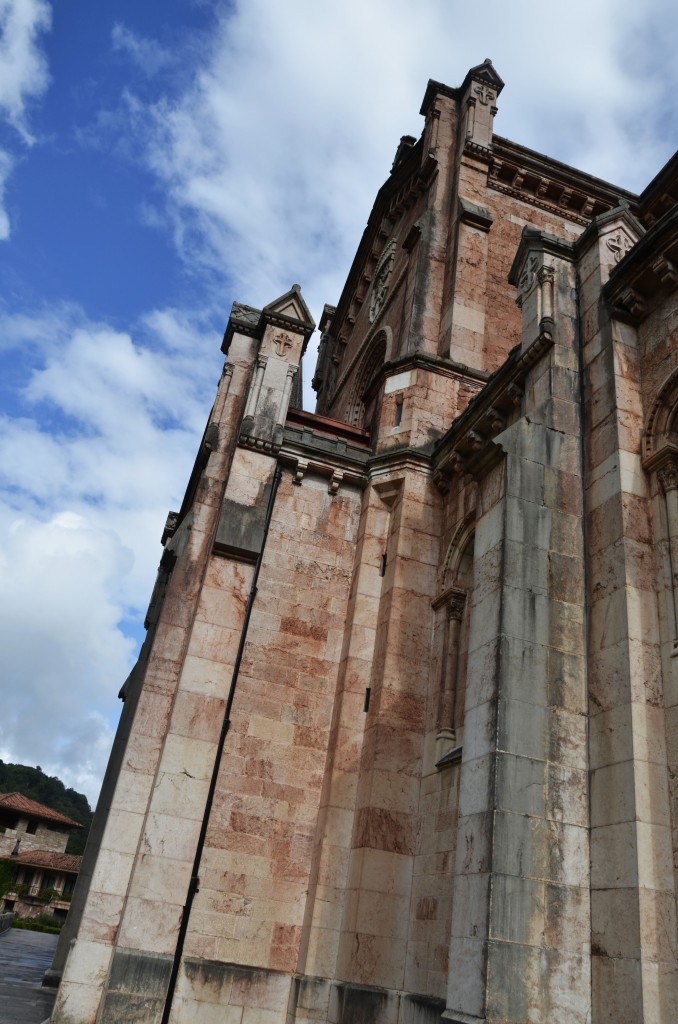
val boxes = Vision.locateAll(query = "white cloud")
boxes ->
[0,0,51,141]
[0,0,51,236]
[111,22,172,77]
[0,304,222,802]
[0,147,13,238]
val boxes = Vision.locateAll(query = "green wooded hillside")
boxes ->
[0,761,93,855]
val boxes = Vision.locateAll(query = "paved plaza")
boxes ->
[0,928,57,1024]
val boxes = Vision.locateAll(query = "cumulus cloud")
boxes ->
[0,0,51,235]
[0,0,51,141]
[0,304,222,801]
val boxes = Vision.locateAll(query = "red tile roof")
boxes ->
[0,792,82,829]
[7,849,82,873]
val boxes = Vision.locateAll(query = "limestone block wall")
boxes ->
[165,470,363,1023]
[333,465,440,994]
[296,483,390,993]
[0,821,70,855]
[580,212,678,1022]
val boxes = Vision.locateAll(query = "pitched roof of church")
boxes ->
[0,792,82,829]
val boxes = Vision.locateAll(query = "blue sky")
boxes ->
[1,0,677,805]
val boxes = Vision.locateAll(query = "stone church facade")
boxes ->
[50,61,678,1023]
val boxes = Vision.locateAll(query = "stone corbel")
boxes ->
[619,286,646,321]
[328,469,344,495]
[484,407,505,434]
[652,254,678,288]
[292,458,308,485]
[433,469,450,494]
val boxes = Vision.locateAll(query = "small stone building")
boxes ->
[0,792,81,856]
[0,793,82,923]
[51,61,678,1023]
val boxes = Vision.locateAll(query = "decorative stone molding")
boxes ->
[462,139,493,163]
[292,458,308,485]
[652,254,678,288]
[438,512,476,594]
[516,256,538,308]
[328,469,344,495]
[272,332,293,358]
[458,197,493,232]
[658,461,678,494]
[369,241,396,324]
[605,205,678,325]
[162,511,179,544]
[489,135,636,226]
[642,371,678,465]
[280,411,371,494]
[222,284,315,354]
[606,231,633,263]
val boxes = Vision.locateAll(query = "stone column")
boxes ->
[241,355,267,436]
[436,590,466,756]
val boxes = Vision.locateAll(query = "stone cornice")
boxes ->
[280,410,371,492]
[637,150,678,228]
[433,329,554,487]
[508,229,575,286]
[367,446,434,486]
[431,585,467,613]
[604,205,678,324]
[222,290,315,355]
[419,79,461,116]
[490,136,638,226]
[365,351,489,406]
[642,440,678,479]
[278,435,454,495]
